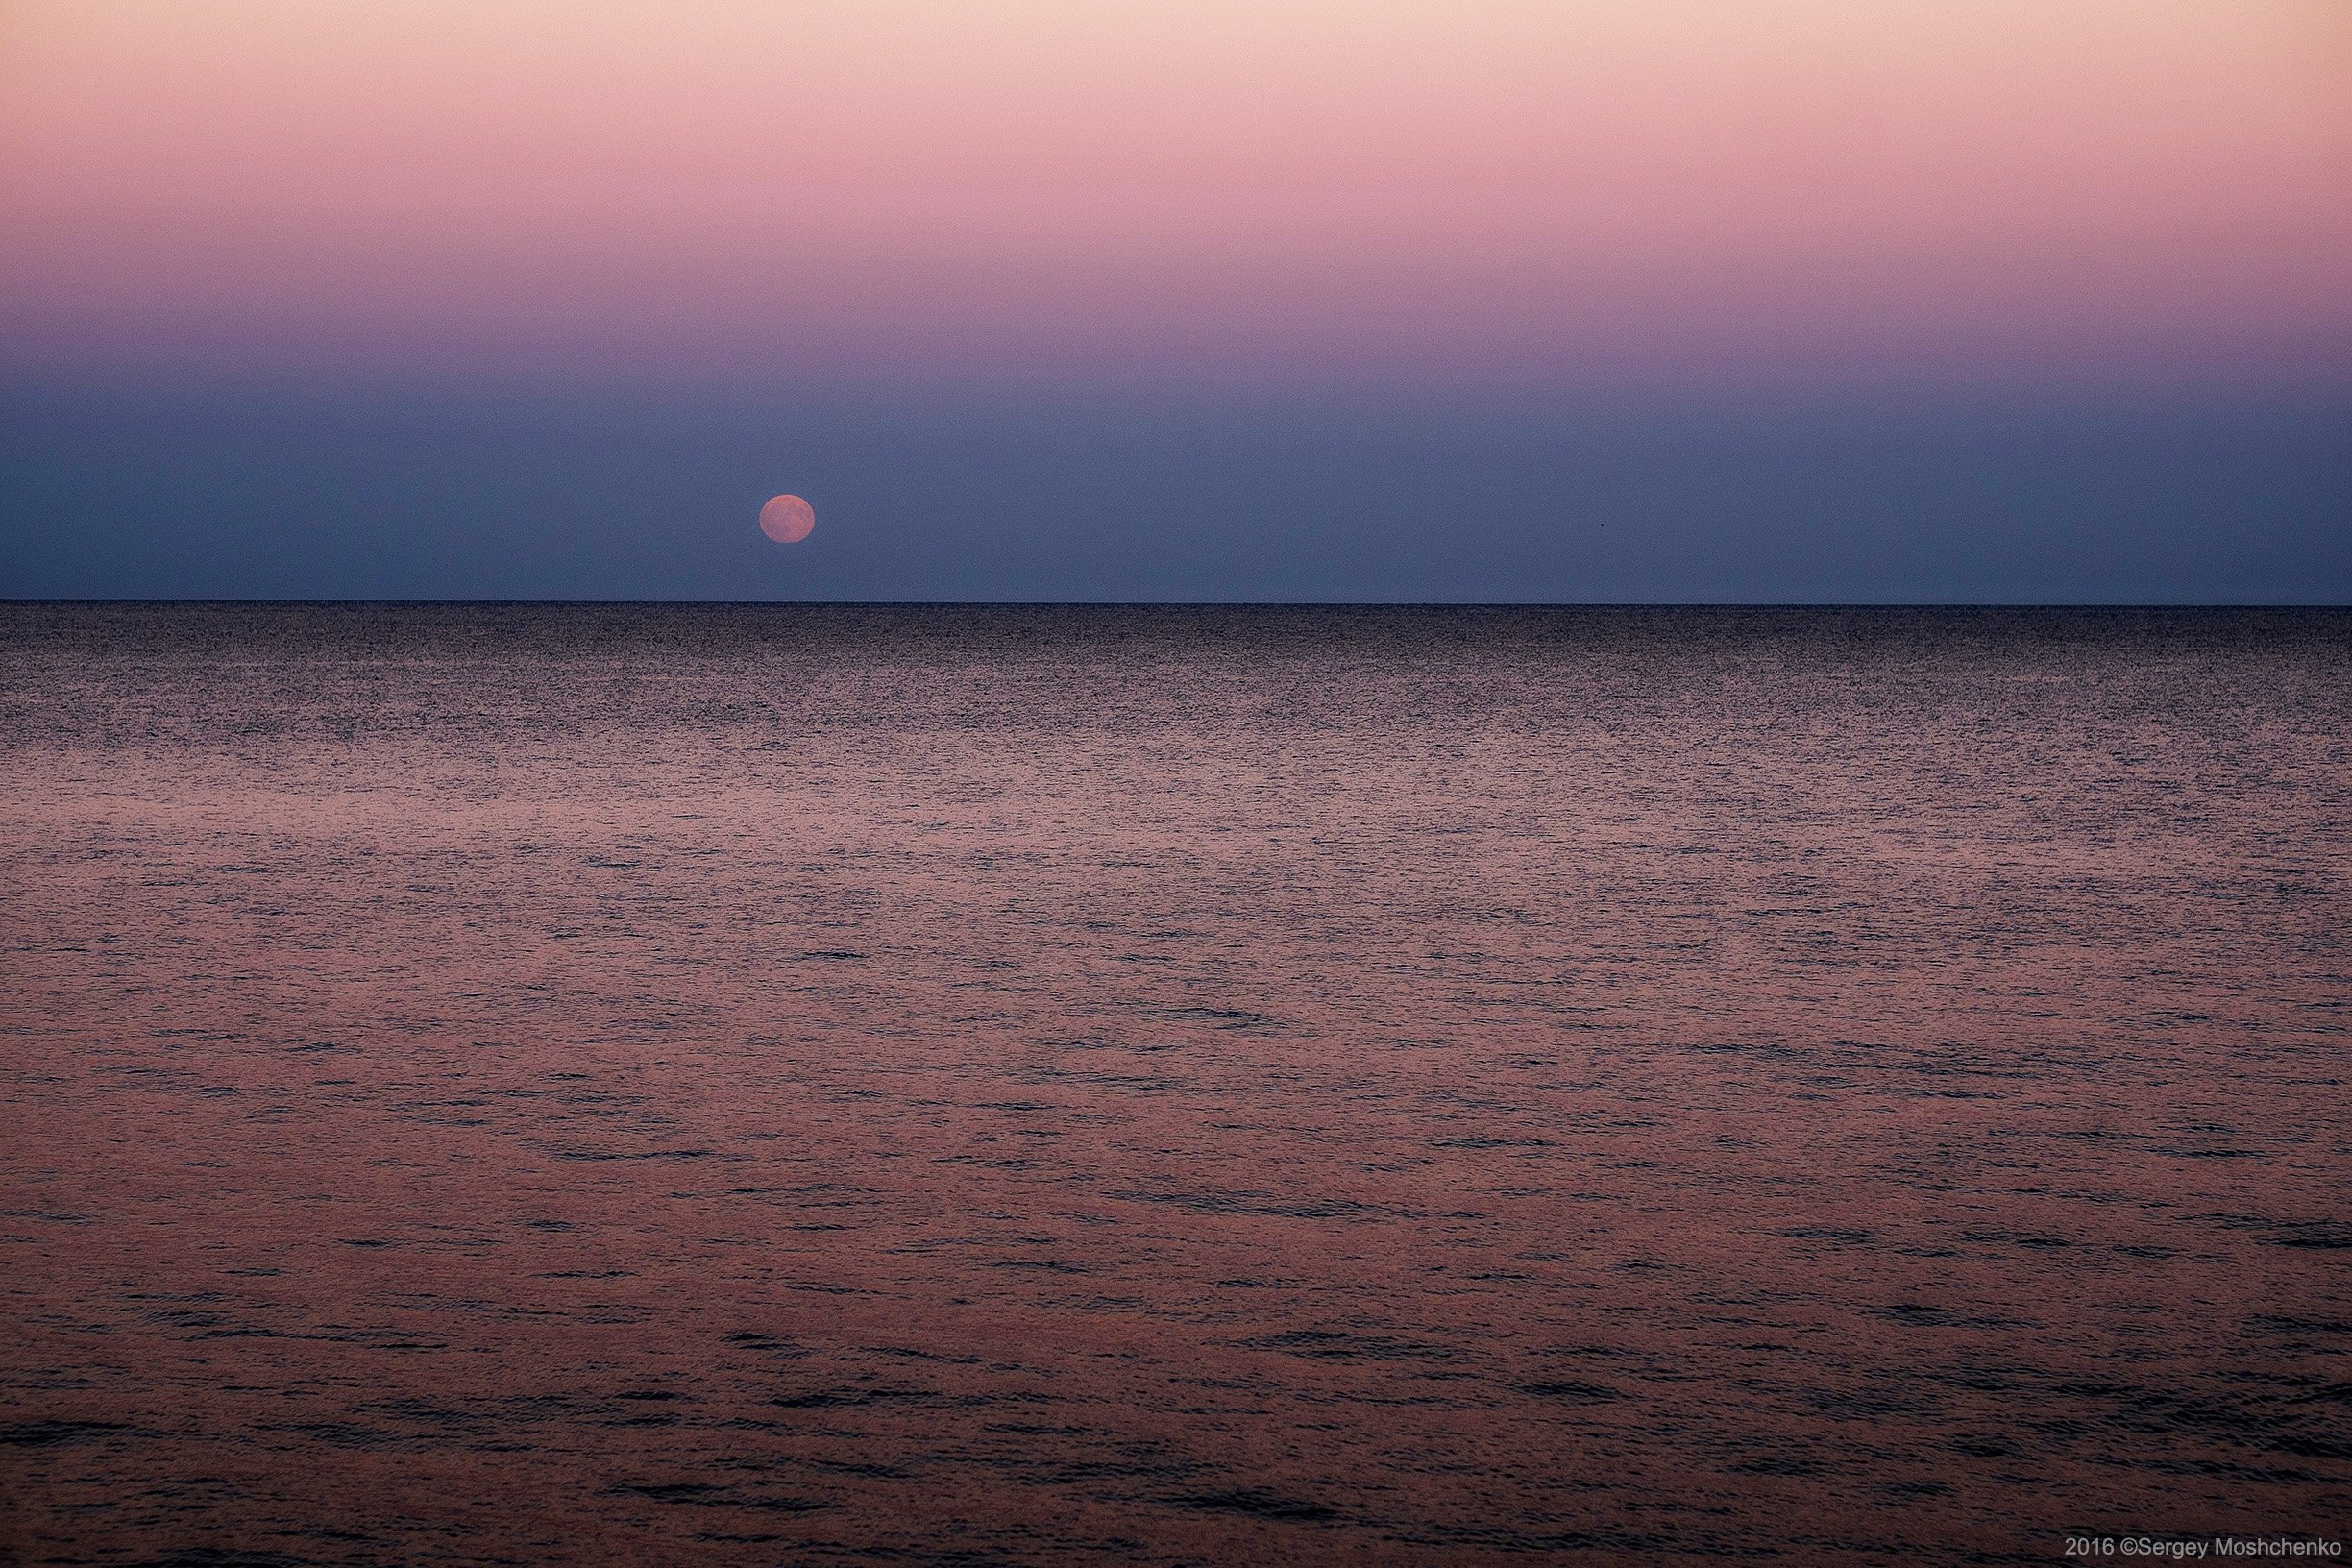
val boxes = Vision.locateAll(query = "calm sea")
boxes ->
[2,604,2346,1565]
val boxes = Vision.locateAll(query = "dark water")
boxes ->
[2,604,2347,1566]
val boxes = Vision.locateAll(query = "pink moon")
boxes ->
[759,494,816,544]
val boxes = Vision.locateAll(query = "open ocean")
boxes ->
[2,603,2346,1565]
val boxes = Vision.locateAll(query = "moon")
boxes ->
[759,494,816,544]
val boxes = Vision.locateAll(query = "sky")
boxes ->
[2,0,2347,600]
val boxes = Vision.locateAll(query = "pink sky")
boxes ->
[3,0,2346,396]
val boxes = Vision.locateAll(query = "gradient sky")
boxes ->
[3,0,2347,600]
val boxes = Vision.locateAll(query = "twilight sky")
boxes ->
[3,0,2347,600]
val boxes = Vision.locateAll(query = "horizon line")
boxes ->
[7,600,2351,613]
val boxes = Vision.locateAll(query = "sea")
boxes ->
[2,604,2346,1565]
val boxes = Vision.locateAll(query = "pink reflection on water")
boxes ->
[2,606,2346,1564]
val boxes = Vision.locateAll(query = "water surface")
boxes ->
[2,605,2346,1564]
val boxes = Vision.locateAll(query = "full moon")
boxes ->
[759,494,816,544]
